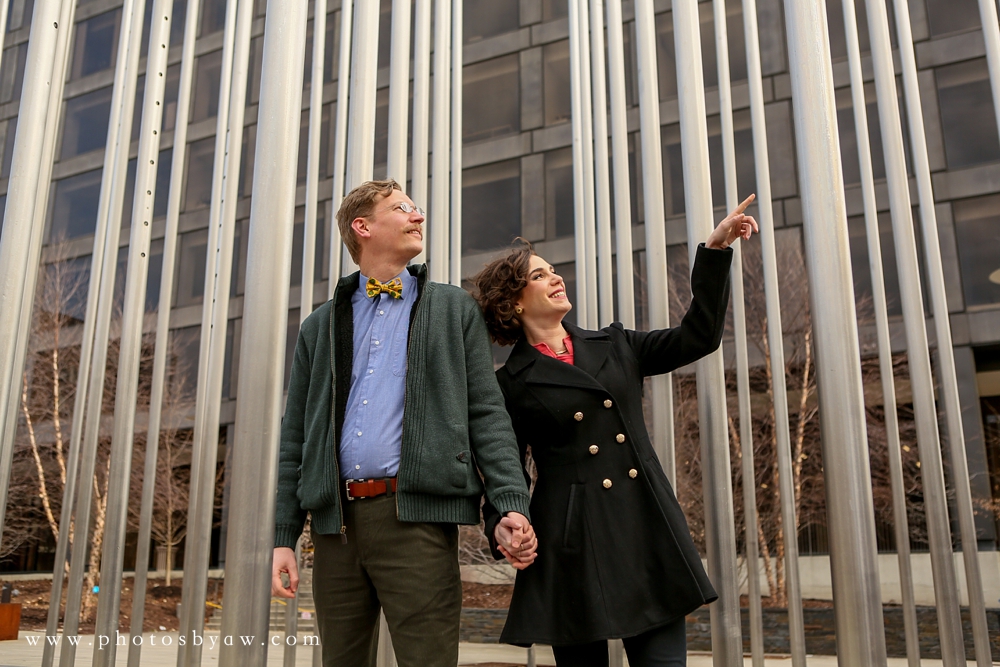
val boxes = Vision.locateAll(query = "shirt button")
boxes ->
[574,412,584,422]
[629,469,638,479]
[589,445,599,455]
[355,465,361,470]
[616,433,625,443]
[604,399,613,408]
[363,399,368,405]
[603,479,612,489]
[379,310,384,315]
[374,340,380,345]
[357,431,363,436]
[368,369,374,374]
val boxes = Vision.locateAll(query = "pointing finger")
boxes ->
[733,193,755,216]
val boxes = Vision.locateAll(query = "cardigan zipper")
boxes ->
[329,290,346,542]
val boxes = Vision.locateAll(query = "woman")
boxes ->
[473,196,759,667]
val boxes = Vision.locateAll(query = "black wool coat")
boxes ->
[483,244,733,646]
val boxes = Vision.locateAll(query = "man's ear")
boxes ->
[352,216,371,239]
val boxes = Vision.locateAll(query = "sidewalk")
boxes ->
[1,632,994,666]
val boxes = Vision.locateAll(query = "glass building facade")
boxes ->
[1,0,999,570]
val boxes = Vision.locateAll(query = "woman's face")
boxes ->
[515,255,572,323]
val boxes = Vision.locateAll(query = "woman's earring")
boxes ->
[515,307,523,314]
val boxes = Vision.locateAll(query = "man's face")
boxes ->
[360,189,425,262]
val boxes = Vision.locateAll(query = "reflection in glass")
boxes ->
[200,0,227,37]
[543,40,570,126]
[937,59,1000,170]
[953,195,1000,307]
[464,55,520,143]
[62,87,113,159]
[70,10,121,80]
[184,137,216,211]
[462,160,521,254]
[192,50,223,122]
[49,170,103,241]
[175,229,208,307]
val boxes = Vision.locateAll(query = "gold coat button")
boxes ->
[603,399,613,408]
[574,411,584,422]
[589,445,599,455]
[602,479,613,489]
[629,468,638,479]
[616,433,625,443]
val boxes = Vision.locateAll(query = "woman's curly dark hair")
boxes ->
[472,239,535,346]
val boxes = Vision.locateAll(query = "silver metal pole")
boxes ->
[0,0,10,83]
[127,1,202,664]
[865,1,966,664]
[283,539,303,667]
[60,0,147,661]
[0,0,62,504]
[179,0,256,663]
[569,0,589,328]
[671,1,740,664]
[977,0,1000,142]
[449,0,462,287]
[410,0,432,266]
[589,0,614,327]
[577,0,598,329]
[91,3,173,662]
[632,0,675,483]
[346,0,379,188]
[430,0,451,283]
[376,612,397,667]
[783,0,887,663]
[217,2,309,663]
[329,0,354,292]
[604,0,634,329]
[889,2,992,662]
[302,0,329,320]
[841,1,919,665]
[387,0,412,184]
[740,0,806,667]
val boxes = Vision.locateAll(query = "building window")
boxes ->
[464,55,520,143]
[925,0,982,37]
[290,205,327,289]
[247,36,263,105]
[377,0,392,70]
[192,49,223,122]
[61,87,112,159]
[175,229,208,307]
[661,123,686,217]
[6,0,34,32]
[847,213,905,319]
[655,13,678,100]
[0,42,27,103]
[543,40,570,126]
[199,0,227,37]
[0,116,16,178]
[953,195,1000,308]
[465,0,519,44]
[541,0,567,22]
[325,9,341,84]
[462,160,521,255]
[544,148,574,239]
[169,325,201,399]
[656,6,747,98]
[48,169,102,241]
[183,137,216,212]
[70,10,121,80]
[936,58,1000,170]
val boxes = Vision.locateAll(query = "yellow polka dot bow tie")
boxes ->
[366,276,404,299]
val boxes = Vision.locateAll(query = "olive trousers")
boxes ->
[312,493,463,667]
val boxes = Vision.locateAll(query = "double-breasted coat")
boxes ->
[483,244,733,646]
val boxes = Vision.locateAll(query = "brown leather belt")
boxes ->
[345,477,397,501]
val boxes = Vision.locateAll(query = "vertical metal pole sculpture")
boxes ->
[329,0,355,285]
[671,1,740,663]
[302,0,330,320]
[588,0,614,326]
[841,1,920,665]
[604,0,635,328]
[387,0,412,186]
[91,2,173,663]
[429,0,452,282]
[449,0,463,287]
[889,1,992,662]
[976,0,1000,141]
[632,0,675,484]
[577,0,598,328]
[782,0,887,663]
[569,0,590,327]
[410,0,432,266]
[128,0,203,664]
[217,1,309,663]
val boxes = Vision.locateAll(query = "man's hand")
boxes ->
[271,547,299,599]
[706,193,759,250]
[494,511,538,570]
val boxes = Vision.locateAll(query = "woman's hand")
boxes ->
[494,512,538,570]
[706,194,759,250]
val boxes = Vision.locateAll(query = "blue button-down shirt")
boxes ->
[339,270,417,480]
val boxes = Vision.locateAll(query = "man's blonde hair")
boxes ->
[336,179,402,263]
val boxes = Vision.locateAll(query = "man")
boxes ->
[271,179,536,667]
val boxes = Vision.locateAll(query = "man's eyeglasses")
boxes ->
[388,202,425,217]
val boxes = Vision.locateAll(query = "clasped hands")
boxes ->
[494,511,538,570]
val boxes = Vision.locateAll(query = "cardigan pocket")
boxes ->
[562,484,583,552]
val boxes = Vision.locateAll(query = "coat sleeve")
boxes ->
[274,327,311,549]
[621,244,733,376]
[482,371,532,560]
[461,299,533,523]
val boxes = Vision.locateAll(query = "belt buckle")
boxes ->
[345,478,363,501]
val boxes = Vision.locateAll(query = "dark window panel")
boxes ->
[168,325,201,399]
[373,87,389,173]
[0,42,28,103]
[698,2,748,86]
[544,147,574,239]
[377,0,392,70]
[146,238,164,312]
[541,0,567,22]
[937,58,1000,170]
[289,205,327,288]
[174,228,208,307]
[462,159,521,254]
[6,0,34,32]
[192,49,223,122]
[247,36,263,105]
[183,136,216,211]
[543,40,570,126]
[0,194,5,239]
[847,213,904,319]
[200,0,227,37]
[0,116,17,179]
[222,317,241,399]
[49,169,103,241]
[925,0,982,37]
[661,123,686,217]
[40,255,90,323]
[70,10,122,80]
[464,55,520,143]
[826,0,872,60]
[655,13,678,100]
[953,195,1000,307]
[325,10,341,84]
[239,124,256,198]
[231,218,249,297]
[465,0,519,44]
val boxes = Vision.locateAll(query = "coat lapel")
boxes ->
[505,323,611,393]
